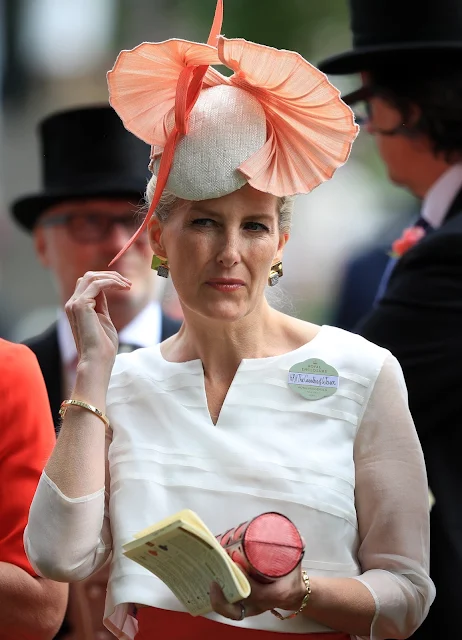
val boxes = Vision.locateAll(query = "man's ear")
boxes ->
[148,216,167,259]
[33,226,50,268]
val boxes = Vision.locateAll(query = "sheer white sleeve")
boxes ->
[24,429,113,582]
[353,354,435,639]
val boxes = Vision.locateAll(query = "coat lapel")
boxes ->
[24,324,63,435]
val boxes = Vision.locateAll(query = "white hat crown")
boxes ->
[152,85,267,200]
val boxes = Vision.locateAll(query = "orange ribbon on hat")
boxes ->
[108,0,223,266]
[107,0,358,265]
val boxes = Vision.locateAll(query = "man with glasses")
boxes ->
[10,105,181,640]
[318,0,462,636]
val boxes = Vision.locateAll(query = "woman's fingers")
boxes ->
[69,272,130,303]
[68,272,130,315]
[65,271,132,363]
[73,270,131,293]
[70,278,129,308]
[209,582,252,620]
[94,290,109,317]
[209,567,305,623]
[245,568,305,614]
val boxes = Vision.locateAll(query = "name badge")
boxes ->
[288,358,339,401]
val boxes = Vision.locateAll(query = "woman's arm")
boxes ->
[212,571,375,636]
[25,272,131,582]
[212,354,434,639]
[0,563,68,640]
[24,428,113,582]
[301,354,433,638]
[350,353,434,639]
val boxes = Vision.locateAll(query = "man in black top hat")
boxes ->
[319,0,462,637]
[12,105,181,428]
[10,104,181,640]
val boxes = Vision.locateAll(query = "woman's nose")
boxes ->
[216,233,240,267]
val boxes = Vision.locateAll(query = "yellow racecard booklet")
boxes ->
[122,509,251,616]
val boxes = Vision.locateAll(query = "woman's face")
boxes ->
[150,184,288,323]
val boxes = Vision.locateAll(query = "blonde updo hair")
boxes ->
[145,174,295,234]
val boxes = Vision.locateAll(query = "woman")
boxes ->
[25,2,434,639]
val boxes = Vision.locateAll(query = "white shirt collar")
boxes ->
[57,301,163,367]
[422,163,462,229]
[119,302,162,348]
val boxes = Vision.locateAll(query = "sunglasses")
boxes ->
[39,212,148,244]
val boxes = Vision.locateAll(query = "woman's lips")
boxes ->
[206,278,245,291]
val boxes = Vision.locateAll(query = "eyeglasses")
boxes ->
[345,85,407,136]
[39,212,148,244]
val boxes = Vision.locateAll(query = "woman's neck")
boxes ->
[161,302,320,382]
[164,303,275,375]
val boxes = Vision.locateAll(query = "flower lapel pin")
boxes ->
[390,225,426,258]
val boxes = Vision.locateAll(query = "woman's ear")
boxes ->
[148,216,166,258]
[274,231,289,262]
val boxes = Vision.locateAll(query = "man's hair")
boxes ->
[370,63,462,162]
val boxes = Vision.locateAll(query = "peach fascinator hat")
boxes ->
[107,0,358,264]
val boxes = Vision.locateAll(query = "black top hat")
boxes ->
[11,105,150,231]
[318,0,462,75]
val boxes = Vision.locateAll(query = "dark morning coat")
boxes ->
[358,189,462,639]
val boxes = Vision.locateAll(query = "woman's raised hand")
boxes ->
[65,271,132,369]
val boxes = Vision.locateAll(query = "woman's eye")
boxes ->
[244,222,269,232]
[192,218,215,227]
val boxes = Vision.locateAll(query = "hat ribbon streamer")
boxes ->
[109,0,223,265]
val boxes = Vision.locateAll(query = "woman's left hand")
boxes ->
[209,566,306,621]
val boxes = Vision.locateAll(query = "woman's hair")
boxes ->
[370,63,462,163]
[145,174,295,233]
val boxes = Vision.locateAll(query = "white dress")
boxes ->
[25,326,435,640]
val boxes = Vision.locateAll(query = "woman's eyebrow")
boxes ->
[189,207,275,221]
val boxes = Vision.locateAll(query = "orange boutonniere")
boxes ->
[390,226,426,258]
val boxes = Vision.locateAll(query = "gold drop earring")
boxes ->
[268,261,283,287]
[151,255,170,278]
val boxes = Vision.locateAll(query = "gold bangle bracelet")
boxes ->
[270,570,311,621]
[59,399,110,429]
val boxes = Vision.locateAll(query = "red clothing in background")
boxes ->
[135,607,351,639]
[0,339,56,575]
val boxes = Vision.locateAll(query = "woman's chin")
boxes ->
[195,301,251,323]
